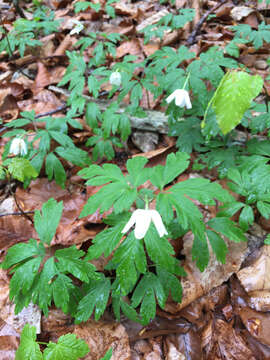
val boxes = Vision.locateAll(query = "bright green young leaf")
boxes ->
[34,198,63,245]
[126,156,149,187]
[55,146,91,167]
[8,158,38,182]
[205,71,263,134]
[75,275,111,322]
[15,324,43,360]
[43,333,89,360]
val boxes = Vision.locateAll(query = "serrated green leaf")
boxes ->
[144,224,177,273]
[10,257,42,300]
[43,333,89,360]
[8,158,38,182]
[2,239,45,269]
[34,198,63,245]
[112,233,146,294]
[156,267,183,302]
[55,146,91,167]
[206,229,228,264]
[151,152,190,190]
[208,71,264,134]
[126,156,149,187]
[15,324,43,360]
[207,217,246,243]
[239,205,254,231]
[192,234,209,271]
[131,273,166,324]
[52,274,74,313]
[45,152,66,188]
[75,275,111,322]
[86,220,126,260]
[85,102,101,128]
[55,246,97,282]
[257,201,270,219]
[33,257,58,316]
[156,193,174,224]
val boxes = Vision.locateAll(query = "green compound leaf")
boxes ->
[43,333,90,360]
[75,275,111,322]
[131,273,166,325]
[205,71,263,134]
[34,198,63,245]
[8,158,38,182]
[15,324,43,360]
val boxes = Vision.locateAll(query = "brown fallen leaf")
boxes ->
[164,231,247,314]
[74,319,130,360]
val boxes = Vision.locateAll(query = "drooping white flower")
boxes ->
[109,71,122,87]
[166,89,192,109]
[69,19,84,35]
[9,138,27,156]
[121,209,168,239]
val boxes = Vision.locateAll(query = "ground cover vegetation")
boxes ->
[0,0,270,358]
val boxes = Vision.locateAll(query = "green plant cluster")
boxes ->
[1,0,270,334]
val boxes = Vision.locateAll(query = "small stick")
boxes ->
[0,211,34,218]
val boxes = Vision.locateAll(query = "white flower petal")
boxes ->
[9,138,27,156]
[134,210,152,239]
[165,93,175,104]
[110,72,121,87]
[184,91,192,109]
[149,210,168,237]
[166,89,192,109]
[121,211,138,234]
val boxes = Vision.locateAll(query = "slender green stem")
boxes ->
[182,72,190,90]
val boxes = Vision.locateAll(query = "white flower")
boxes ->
[9,138,27,156]
[109,71,122,87]
[166,89,192,109]
[122,209,168,239]
[69,20,84,35]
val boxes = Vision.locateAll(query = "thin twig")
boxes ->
[0,211,34,218]
[35,105,69,119]
[12,191,34,224]
[186,0,227,46]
